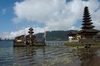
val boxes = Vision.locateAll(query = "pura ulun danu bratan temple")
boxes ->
[68,6,100,42]
[79,6,99,39]
[13,27,46,47]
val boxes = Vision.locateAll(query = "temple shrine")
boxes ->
[13,27,46,47]
[68,6,99,42]
[79,6,99,39]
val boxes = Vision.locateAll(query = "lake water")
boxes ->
[0,41,100,66]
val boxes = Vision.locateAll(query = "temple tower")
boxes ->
[79,6,99,39]
[28,27,34,45]
[43,31,46,45]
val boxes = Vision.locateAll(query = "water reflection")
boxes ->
[13,46,48,65]
[12,46,73,66]
[72,48,100,66]
[13,47,38,66]
[0,41,100,66]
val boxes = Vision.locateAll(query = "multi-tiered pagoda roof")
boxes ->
[28,27,34,34]
[79,6,99,35]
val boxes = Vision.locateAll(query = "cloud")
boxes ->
[1,27,45,39]
[13,0,100,30]
[5,0,99,39]
[69,26,80,30]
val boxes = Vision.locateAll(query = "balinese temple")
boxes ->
[27,27,34,45]
[68,6,99,42]
[79,6,99,39]
[68,30,81,42]
[13,27,46,47]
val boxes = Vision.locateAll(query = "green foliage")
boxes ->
[35,30,78,41]
[35,30,76,41]
[35,33,43,41]
[46,31,69,41]
[65,42,79,44]
[65,42,100,44]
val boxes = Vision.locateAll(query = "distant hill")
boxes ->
[35,30,78,41]
[0,38,1,41]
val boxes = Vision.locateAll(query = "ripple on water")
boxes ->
[0,41,100,66]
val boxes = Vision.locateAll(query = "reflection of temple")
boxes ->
[68,6,99,42]
[13,27,46,47]
[77,49,100,66]
[13,46,46,65]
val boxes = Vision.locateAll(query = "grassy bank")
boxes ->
[64,42,100,48]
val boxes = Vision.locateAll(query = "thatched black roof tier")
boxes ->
[79,29,99,34]
[29,27,33,30]
[81,25,94,29]
[83,17,91,20]
[28,27,34,34]
[82,22,93,25]
[68,30,79,36]
[28,31,34,33]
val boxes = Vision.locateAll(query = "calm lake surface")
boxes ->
[0,41,100,66]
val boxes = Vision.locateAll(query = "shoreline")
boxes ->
[64,42,100,49]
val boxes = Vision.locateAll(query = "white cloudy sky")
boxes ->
[0,0,100,39]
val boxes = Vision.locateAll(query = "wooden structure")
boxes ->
[68,30,81,42]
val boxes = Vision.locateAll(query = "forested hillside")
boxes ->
[35,30,78,41]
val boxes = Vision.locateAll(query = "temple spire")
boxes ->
[28,27,34,45]
[79,6,99,38]
[82,6,94,30]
